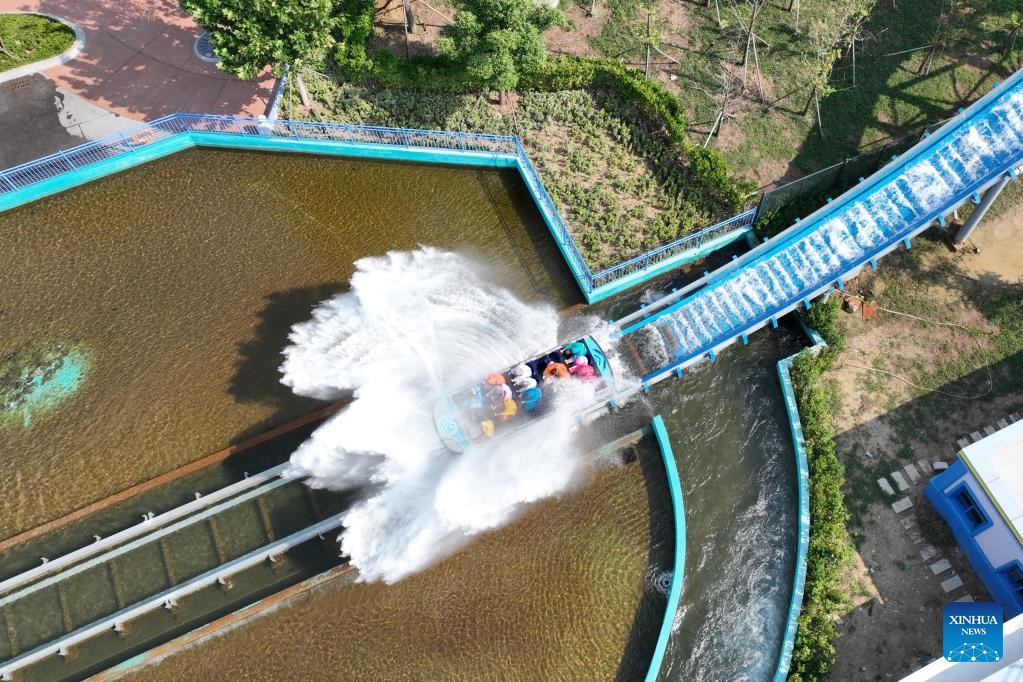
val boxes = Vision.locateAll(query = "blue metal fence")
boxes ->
[0,112,751,300]
[589,208,756,289]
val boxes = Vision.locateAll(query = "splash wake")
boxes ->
[280,248,598,582]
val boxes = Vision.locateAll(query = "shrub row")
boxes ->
[788,298,854,681]
[330,0,753,213]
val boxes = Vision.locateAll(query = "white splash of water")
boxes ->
[280,247,599,583]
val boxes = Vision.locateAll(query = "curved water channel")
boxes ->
[0,149,798,680]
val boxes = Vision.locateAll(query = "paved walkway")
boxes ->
[0,74,137,167]
[0,0,274,120]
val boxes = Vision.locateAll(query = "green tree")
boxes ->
[180,0,336,82]
[438,0,565,103]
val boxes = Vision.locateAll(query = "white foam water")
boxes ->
[280,247,601,583]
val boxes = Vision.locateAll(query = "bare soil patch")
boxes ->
[826,223,1023,679]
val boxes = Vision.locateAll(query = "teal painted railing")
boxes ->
[646,415,686,682]
[0,112,750,303]
[773,350,814,680]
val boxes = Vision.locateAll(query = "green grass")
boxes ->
[0,14,74,72]
[600,0,1022,184]
[283,70,737,270]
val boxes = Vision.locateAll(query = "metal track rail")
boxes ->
[0,463,297,597]
[0,515,344,680]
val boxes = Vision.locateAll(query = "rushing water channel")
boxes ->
[0,148,798,680]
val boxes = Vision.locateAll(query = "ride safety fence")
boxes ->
[0,112,753,304]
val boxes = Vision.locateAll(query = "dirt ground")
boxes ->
[825,214,1023,680]
[371,0,454,59]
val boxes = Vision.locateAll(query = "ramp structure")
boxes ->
[613,71,1023,385]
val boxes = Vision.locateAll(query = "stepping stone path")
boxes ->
[904,463,921,483]
[920,546,937,562]
[998,418,1009,429]
[933,461,948,471]
[917,460,930,475]
[878,478,896,496]
[971,431,983,442]
[957,437,971,449]
[941,575,964,593]
[929,559,952,575]
[892,497,913,513]
[984,425,996,437]
[901,517,917,530]
[955,595,975,603]
[891,471,910,491]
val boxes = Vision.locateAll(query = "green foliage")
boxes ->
[589,0,666,61]
[284,69,745,269]
[788,346,855,681]
[0,14,74,72]
[334,0,375,72]
[804,293,846,351]
[436,0,565,94]
[526,56,755,208]
[180,0,336,79]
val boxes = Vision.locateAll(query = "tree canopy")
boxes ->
[180,0,336,79]
[437,0,565,94]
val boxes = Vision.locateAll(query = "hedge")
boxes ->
[330,1,753,212]
[787,299,854,680]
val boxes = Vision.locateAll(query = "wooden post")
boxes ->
[402,0,412,59]
[645,12,652,79]
[295,72,311,108]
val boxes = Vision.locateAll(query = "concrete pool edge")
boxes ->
[0,115,751,304]
[645,415,686,682]
[772,348,815,681]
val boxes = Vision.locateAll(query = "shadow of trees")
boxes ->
[0,74,83,166]
[25,0,271,117]
[785,0,1014,178]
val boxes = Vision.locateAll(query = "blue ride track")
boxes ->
[615,67,1023,385]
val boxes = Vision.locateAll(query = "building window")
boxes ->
[1001,563,1023,607]
[950,484,990,531]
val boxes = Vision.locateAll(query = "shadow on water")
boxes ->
[226,282,351,447]
[614,432,676,682]
[476,169,585,307]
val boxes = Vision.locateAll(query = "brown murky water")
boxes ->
[1,148,662,680]
[1,146,798,681]
[124,452,660,682]
[0,148,578,539]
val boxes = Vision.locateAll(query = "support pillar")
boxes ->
[953,175,1010,247]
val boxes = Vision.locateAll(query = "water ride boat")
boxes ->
[433,335,615,453]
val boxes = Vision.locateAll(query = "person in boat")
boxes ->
[479,419,495,438]
[561,341,587,361]
[494,397,518,422]
[485,381,512,410]
[511,364,532,380]
[521,386,542,411]
[513,374,538,391]
[542,359,569,380]
[569,355,597,380]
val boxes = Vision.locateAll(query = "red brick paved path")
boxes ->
[0,0,274,120]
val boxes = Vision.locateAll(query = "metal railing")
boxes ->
[0,113,520,197]
[589,208,756,289]
[0,112,753,298]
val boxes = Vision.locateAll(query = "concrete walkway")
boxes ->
[0,0,273,120]
[0,74,136,168]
